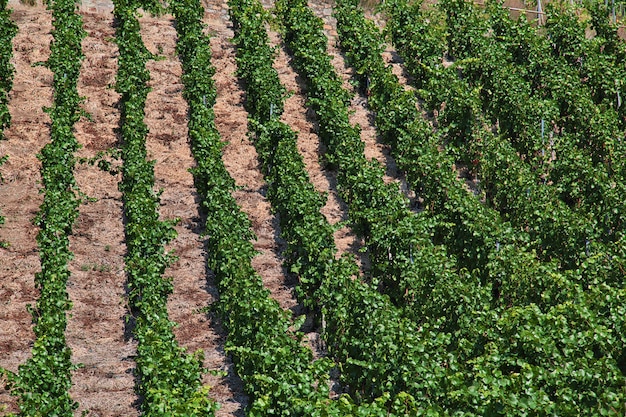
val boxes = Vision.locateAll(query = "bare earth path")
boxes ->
[0,3,53,413]
[67,9,138,417]
[0,0,391,415]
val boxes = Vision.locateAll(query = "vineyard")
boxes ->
[0,0,625,415]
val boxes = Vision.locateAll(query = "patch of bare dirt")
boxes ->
[66,9,138,417]
[0,3,53,413]
[139,12,247,417]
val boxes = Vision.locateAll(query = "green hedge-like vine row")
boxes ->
[416,0,626,244]
[277,1,615,412]
[113,0,216,414]
[527,3,626,238]
[277,0,574,331]
[228,1,387,413]
[0,0,16,138]
[274,0,474,330]
[336,1,576,312]
[1,0,84,414]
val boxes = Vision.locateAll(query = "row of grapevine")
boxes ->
[385,0,582,269]
[542,1,625,148]
[334,0,626,413]
[336,2,562,314]
[0,0,16,241]
[1,0,84,414]
[518,2,626,238]
[277,0,596,411]
[169,0,337,414]
[112,0,216,414]
[276,0,569,335]
[378,0,593,287]
[378,2,572,268]
[228,0,395,413]
[589,0,626,123]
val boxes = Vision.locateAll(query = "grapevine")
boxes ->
[1,0,84,414]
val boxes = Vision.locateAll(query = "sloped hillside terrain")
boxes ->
[1,0,626,415]
[0,0,387,415]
